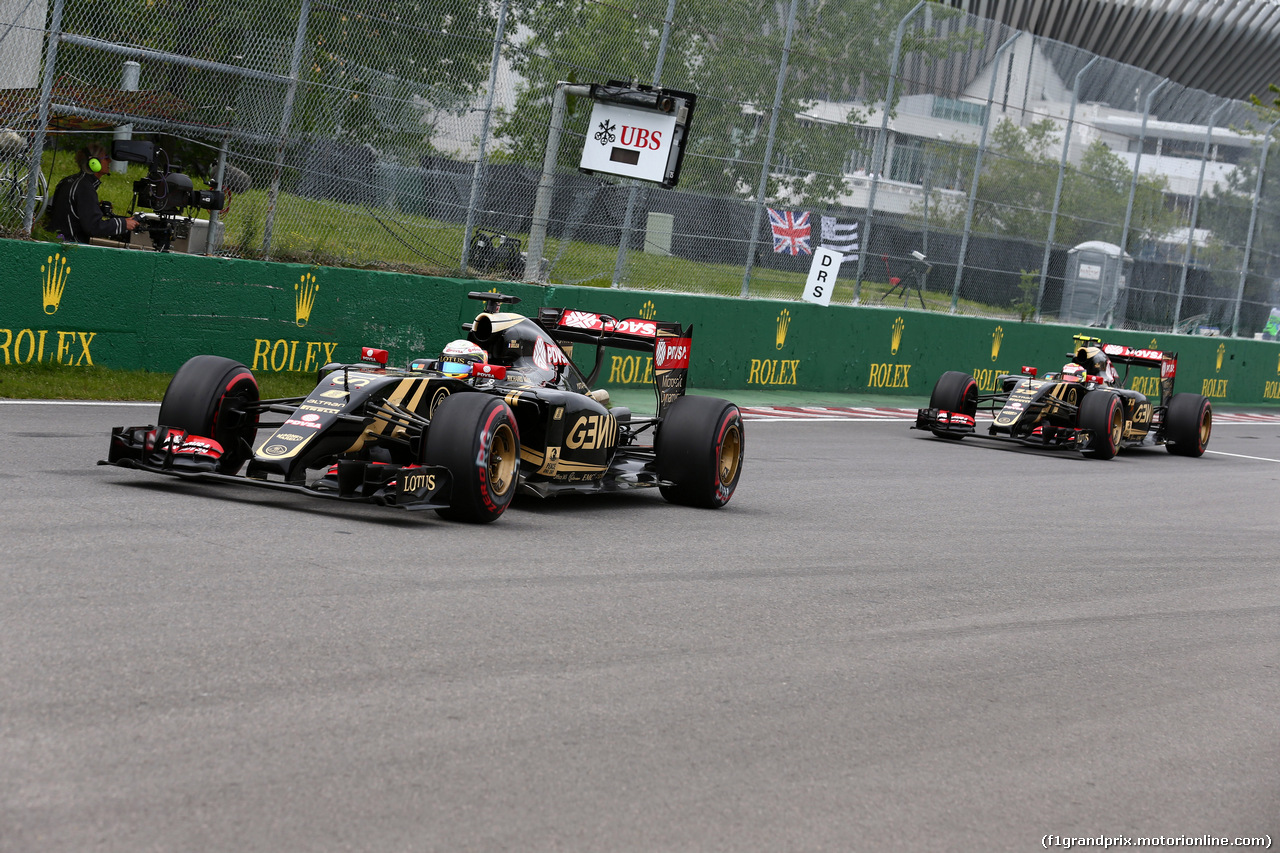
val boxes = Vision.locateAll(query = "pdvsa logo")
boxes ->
[296,272,319,327]
[655,337,690,370]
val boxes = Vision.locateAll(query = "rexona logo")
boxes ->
[867,316,911,390]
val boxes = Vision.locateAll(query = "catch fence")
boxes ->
[3,0,1280,337]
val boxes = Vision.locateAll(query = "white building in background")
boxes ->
[799,32,1264,219]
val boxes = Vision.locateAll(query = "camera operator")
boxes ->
[48,144,139,243]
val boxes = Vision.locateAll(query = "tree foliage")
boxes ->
[497,0,983,203]
[926,118,1179,251]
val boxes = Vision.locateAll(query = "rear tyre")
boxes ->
[1079,390,1122,460]
[424,394,519,523]
[1164,393,1212,457]
[928,371,978,439]
[656,395,744,508]
[157,355,259,473]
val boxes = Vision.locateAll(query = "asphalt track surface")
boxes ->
[2,400,1278,852]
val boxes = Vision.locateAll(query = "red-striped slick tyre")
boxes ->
[157,355,260,473]
[656,395,744,508]
[1079,390,1123,460]
[928,371,977,439]
[424,393,519,523]
[1164,393,1212,457]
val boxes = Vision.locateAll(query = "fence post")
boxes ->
[1037,56,1098,321]
[1174,101,1229,331]
[23,0,65,234]
[611,0,678,288]
[461,0,511,274]
[854,1,924,304]
[951,32,1020,314]
[525,81,591,282]
[261,0,312,259]
[1233,119,1280,338]
[1114,78,1169,327]
[739,0,799,298]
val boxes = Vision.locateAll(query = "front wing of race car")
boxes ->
[102,424,455,511]
[914,408,976,437]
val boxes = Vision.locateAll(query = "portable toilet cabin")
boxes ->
[1060,241,1132,327]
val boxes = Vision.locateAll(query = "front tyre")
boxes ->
[424,394,519,523]
[1079,390,1122,460]
[1164,393,1212,457]
[656,396,744,508]
[929,371,978,439]
[157,355,259,473]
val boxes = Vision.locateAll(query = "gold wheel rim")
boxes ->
[1110,408,1123,448]
[719,424,742,485]
[1199,410,1212,446]
[489,422,517,497]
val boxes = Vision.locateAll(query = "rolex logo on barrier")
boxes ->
[640,300,657,320]
[295,273,319,328]
[42,253,70,315]
[867,316,912,390]
[776,309,790,350]
[991,325,1004,361]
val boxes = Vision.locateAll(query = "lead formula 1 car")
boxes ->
[913,335,1212,459]
[102,291,744,522]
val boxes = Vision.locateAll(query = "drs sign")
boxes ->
[802,247,843,307]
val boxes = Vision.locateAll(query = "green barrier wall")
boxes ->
[3,238,1278,406]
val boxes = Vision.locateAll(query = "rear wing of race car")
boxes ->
[537,307,692,417]
[1101,342,1179,405]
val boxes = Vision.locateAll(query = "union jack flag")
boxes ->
[767,208,811,255]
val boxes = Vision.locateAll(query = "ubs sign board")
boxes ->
[578,83,696,188]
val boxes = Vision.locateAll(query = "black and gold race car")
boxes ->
[913,334,1212,459]
[102,292,744,522]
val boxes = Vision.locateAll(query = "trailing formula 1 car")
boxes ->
[913,334,1212,459]
[102,291,744,522]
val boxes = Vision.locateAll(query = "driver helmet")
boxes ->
[439,339,487,378]
[1083,346,1117,384]
[1062,363,1087,382]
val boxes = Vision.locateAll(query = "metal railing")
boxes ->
[3,0,1279,338]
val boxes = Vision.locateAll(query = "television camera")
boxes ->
[110,139,225,252]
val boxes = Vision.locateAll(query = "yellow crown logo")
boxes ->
[1215,343,1225,373]
[42,253,70,315]
[1150,338,1158,349]
[295,273,319,327]
[991,325,1004,361]
[891,316,905,355]
[640,300,657,320]
[776,309,791,350]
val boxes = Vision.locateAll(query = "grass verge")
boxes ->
[0,363,318,401]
